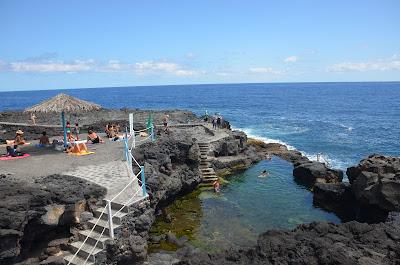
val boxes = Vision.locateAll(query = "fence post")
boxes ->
[124,138,129,162]
[129,113,134,136]
[133,129,136,148]
[151,125,155,141]
[140,166,147,196]
[106,200,114,239]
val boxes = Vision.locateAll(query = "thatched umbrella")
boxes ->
[25,93,101,147]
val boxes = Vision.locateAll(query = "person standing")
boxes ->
[212,115,217,130]
[162,113,169,133]
[73,123,80,140]
[217,116,221,129]
[30,113,37,125]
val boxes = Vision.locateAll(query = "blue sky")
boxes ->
[0,0,399,91]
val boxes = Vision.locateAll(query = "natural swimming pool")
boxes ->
[149,157,340,252]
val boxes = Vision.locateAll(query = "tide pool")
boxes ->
[149,157,340,251]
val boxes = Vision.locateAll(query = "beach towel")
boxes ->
[68,151,95,156]
[0,153,31,160]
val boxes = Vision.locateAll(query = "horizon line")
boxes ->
[1,80,400,93]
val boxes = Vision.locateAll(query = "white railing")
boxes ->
[68,118,155,265]
[130,124,154,149]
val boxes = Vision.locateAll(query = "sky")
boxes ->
[0,0,399,91]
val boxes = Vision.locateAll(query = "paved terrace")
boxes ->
[0,124,229,203]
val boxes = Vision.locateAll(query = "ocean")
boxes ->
[1,82,399,172]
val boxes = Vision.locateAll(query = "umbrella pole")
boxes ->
[61,111,68,148]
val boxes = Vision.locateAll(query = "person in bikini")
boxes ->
[87,130,103,144]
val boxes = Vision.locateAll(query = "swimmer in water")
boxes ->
[259,170,269,178]
[265,153,272,160]
[213,179,221,193]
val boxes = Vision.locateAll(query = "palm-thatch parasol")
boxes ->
[25,93,101,147]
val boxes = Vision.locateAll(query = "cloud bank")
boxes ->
[0,58,200,77]
[328,55,400,72]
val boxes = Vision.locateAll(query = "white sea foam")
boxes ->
[234,127,296,150]
[339,123,354,131]
[235,126,348,172]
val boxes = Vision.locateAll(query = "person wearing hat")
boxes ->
[6,130,26,157]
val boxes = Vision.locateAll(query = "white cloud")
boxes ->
[0,57,199,77]
[249,67,283,75]
[10,60,96,73]
[327,55,400,72]
[134,61,197,76]
[284,56,298,63]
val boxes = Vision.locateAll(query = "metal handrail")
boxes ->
[68,119,154,265]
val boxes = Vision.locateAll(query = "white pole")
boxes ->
[129,113,133,136]
[133,130,136,148]
[106,200,114,239]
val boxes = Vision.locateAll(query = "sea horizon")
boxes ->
[1,80,400,93]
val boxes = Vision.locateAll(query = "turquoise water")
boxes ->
[150,157,340,250]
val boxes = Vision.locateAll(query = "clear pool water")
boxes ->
[150,157,340,251]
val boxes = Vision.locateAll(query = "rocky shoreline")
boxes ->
[1,109,399,264]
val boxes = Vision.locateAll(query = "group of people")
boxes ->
[211,114,223,130]
[105,123,121,139]
[65,121,103,144]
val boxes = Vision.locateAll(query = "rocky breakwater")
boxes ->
[100,129,202,264]
[346,154,400,222]
[0,174,106,264]
[246,139,343,187]
[312,154,400,223]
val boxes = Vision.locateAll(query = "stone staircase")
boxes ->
[63,200,129,265]
[198,142,218,186]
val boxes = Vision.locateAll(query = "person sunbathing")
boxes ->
[87,130,103,144]
[6,130,26,157]
[39,131,50,146]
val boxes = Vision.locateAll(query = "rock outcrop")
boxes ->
[293,161,343,187]
[156,221,400,265]
[0,174,105,263]
[103,130,203,264]
[346,154,400,222]
[313,182,356,221]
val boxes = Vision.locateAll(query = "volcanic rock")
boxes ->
[293,161,343,187]
[346,154,400,222]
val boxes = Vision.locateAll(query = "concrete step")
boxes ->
[78,229,111,249]
[202,171,216,176]
[202,175,218,179]
[69,240,103,262]
[198,143,209,146]
[64,252,94,265]
[202,177,218,182]
[200,168,214,172]
[94,207,126,225]
[198,184,215,189]
[101,200,129,213]
[87,218,120,235]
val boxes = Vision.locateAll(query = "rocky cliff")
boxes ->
[0,174,106,264]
